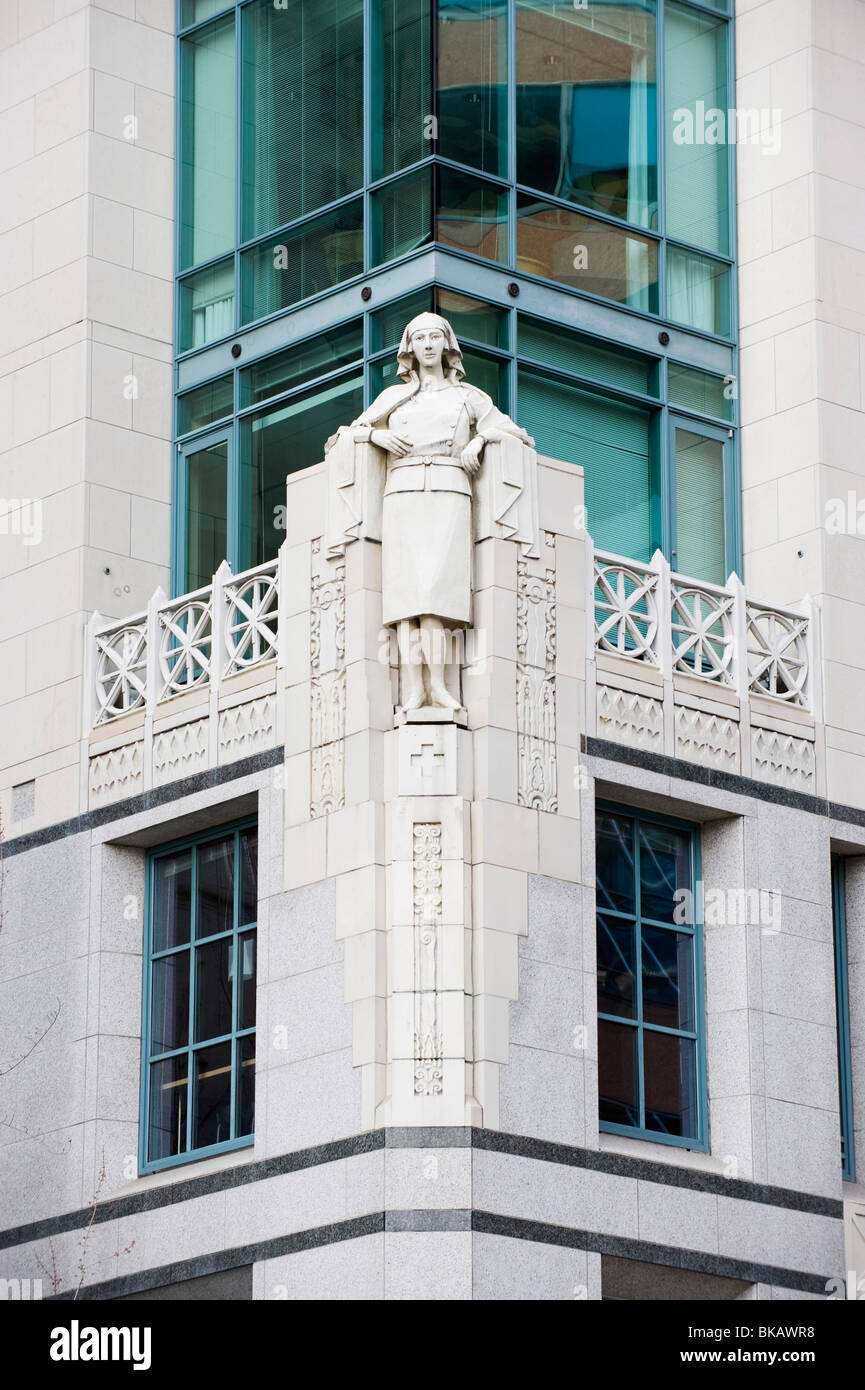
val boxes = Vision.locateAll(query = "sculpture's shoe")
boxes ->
[402,688,425,711]
[429,684,461,711]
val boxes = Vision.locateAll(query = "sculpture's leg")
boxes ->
[421,616,462,710]
[398,619,424,710]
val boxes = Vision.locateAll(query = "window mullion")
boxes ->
[633,816,646,1131]
[186,844,198,1156]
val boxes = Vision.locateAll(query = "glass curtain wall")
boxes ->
[174,1,737,591]
[176,0,735,342]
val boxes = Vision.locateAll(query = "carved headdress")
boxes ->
[396,313,466,385]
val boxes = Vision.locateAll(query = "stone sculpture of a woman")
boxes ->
[325,312,537,711]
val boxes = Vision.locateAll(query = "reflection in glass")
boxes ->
[642,926,694,1031]
[240,828,259,926]
[151,953,190,1055]
[516,0,657,229]
[373,168,433,265]
[180,16,235,269]
[437,167,508,264]
[460,348,508,409]
[644,1031,697,1137]
[639,823,691,924]
[153,851,192,952]
[193,1042,232,1149]
[598,1019,638,1128]
[242,0,363,241]
[437,0,508,179]
[197,836,234,939]
[437,289,508,350]
[517,369,654,562]
[667,246,730,337]
[668,364,732,423]
[674,428,726,586]
[595,814,636,915]
[665,2,729,256]
[196,936,234,1042]
[240,322,362,408]
[241,201,364,326]
[185,441,228,593]
[238,933,257,1032]
[519,316,652,395]
[149,1054,188,1161]
[179,259,235,352]
[240,375,364,568]
[516,195,658,311]
[178,375,233,436]
[181,0,229,24]
[596,914,635,1019]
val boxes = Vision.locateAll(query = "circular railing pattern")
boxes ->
[747,607,809,704]
[594,561,659,661]
[159,601,213,698]
[671,586,735,683]
[225,571,279,674]
[95,625,147,722]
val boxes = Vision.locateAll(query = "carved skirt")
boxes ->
[381,488,472,627]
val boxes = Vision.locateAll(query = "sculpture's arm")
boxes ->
[466,387,536,450]
[464,388,539,557]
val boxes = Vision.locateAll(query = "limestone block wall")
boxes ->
[736,0,865,810]
[0,0,174,839]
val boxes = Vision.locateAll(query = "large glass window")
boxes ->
[519,367,657,562]
[664,2,729,257]
[516,0,657,229]
[179,15,235,271]
[242,0,364,241]
[177,0,734,332]
[143,822,258,1173]
[595,805,706,1149]
[438,0,508,179]
[181,432,229,593]
[240,373,364,567]
[174,3,738,593]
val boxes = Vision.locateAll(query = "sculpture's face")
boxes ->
[410,326,446,369]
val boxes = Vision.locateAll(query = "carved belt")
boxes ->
[388,454,464,468]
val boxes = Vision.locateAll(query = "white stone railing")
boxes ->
[89,558,281,727]
[588,545,820,793]
[592,547,812,709]
[84,557,284,811]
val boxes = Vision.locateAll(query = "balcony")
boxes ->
[86,558,284,808]
[588,546,818,793]
[84,539,820,811]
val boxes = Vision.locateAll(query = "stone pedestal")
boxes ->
[280,450,586,1142]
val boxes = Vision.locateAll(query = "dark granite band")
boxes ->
[2,748,284,858]
[50,1208,832,1300]
[0,1127,841,1255]
[8,731,865,860]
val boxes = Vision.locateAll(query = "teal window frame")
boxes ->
[174,0,737,345]
[832,856,856,1183]
[667,412,738,582]
[139,818,258,1175]
[174,424,235,595]
[172,281,741,593]
[595,801,708,1152]
[172,0,739,594]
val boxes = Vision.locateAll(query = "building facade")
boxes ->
[0,0,864,1300]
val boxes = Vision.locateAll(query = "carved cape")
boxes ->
[325,381,539,561]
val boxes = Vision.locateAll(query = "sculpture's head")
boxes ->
[396,313,465,384]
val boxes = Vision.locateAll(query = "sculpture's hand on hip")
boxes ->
[459,437,484,477]
[371,429,412,457]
